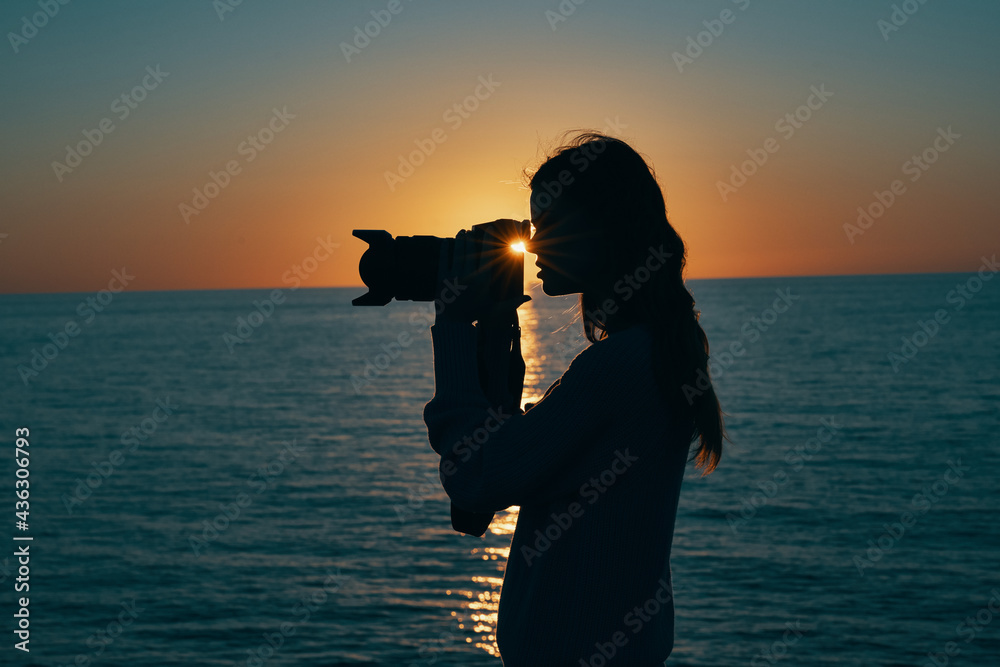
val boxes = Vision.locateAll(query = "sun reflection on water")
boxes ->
[517,297,543,411]
[445,510,519,657]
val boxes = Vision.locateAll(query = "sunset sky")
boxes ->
[2,0,997,294]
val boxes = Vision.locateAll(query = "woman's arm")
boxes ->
[423,319,632,514]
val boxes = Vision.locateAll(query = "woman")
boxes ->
[423,133,725,665]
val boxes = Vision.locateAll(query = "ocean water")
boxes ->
[1,273,998,666]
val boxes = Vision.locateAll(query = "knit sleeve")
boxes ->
[422,320,630,514]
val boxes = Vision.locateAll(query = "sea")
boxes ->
[1,272,998,666]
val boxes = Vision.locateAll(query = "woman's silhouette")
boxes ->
[423,133,725,665]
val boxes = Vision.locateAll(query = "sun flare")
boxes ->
[510,241,526,253]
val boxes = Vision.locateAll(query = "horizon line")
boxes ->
[0,266,989,298]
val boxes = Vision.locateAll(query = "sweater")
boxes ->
[423,320,692,666]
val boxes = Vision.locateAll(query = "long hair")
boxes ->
[527,132,726,473]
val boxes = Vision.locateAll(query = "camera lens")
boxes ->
[352,219,528,307]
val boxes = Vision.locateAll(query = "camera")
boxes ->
[352,218,530,538]
[351,218,530,307]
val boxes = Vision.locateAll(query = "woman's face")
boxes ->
[528,197,606,296]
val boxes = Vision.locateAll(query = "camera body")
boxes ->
[352,218,529,307]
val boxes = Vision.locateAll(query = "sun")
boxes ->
[510,241,526,253]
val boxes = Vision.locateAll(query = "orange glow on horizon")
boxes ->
[1,2,996,296]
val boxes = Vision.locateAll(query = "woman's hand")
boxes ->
[435,230,483,324]
[434,228,531,324]
[435,227,531,408]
